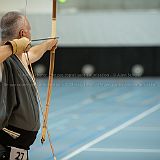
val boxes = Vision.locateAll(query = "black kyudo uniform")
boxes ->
[0,55,40,159]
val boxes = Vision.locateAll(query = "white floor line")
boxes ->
[127,126,160,131]
[86,148,160,153]
[61,103,160,160]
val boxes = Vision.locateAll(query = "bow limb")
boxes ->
[41,0,57,144]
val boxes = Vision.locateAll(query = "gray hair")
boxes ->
[0,11,25,43]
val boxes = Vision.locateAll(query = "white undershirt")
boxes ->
[0,63,3,82]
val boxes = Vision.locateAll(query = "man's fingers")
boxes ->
[24,42,31,53]
[48,39,58,51]
[51,45,58,52]
[52,40,58,46]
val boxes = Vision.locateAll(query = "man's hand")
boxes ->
[26,38,58,64]
[5,37,31,55]
[46,39,58,52]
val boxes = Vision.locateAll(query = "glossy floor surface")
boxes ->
[29,78,160,160]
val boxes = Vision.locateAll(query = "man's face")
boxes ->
[24,18,31,40]
[19,17,31,40]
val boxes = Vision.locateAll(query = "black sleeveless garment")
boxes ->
[0,55,40,150]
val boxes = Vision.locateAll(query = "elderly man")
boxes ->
[0,11,57,160]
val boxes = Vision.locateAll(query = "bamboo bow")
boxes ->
[24,0,57,159]
[41,0,57,144]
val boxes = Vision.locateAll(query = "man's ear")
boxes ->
[19,29,24,38]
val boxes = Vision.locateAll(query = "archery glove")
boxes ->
[5,37,31,54]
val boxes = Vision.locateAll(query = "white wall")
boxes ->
[27,11,160,46]
[0,0,160,46]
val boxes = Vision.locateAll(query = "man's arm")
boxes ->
[0,45,12,63]
[0,37,31,63]
[27,39,58,64]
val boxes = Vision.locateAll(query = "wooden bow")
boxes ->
[23,0,57,159]
[41,0,57,144]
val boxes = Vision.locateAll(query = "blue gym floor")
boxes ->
[29,78,160,160]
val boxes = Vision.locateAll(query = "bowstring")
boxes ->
[25,52,56,159]
[24,0,56,159]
